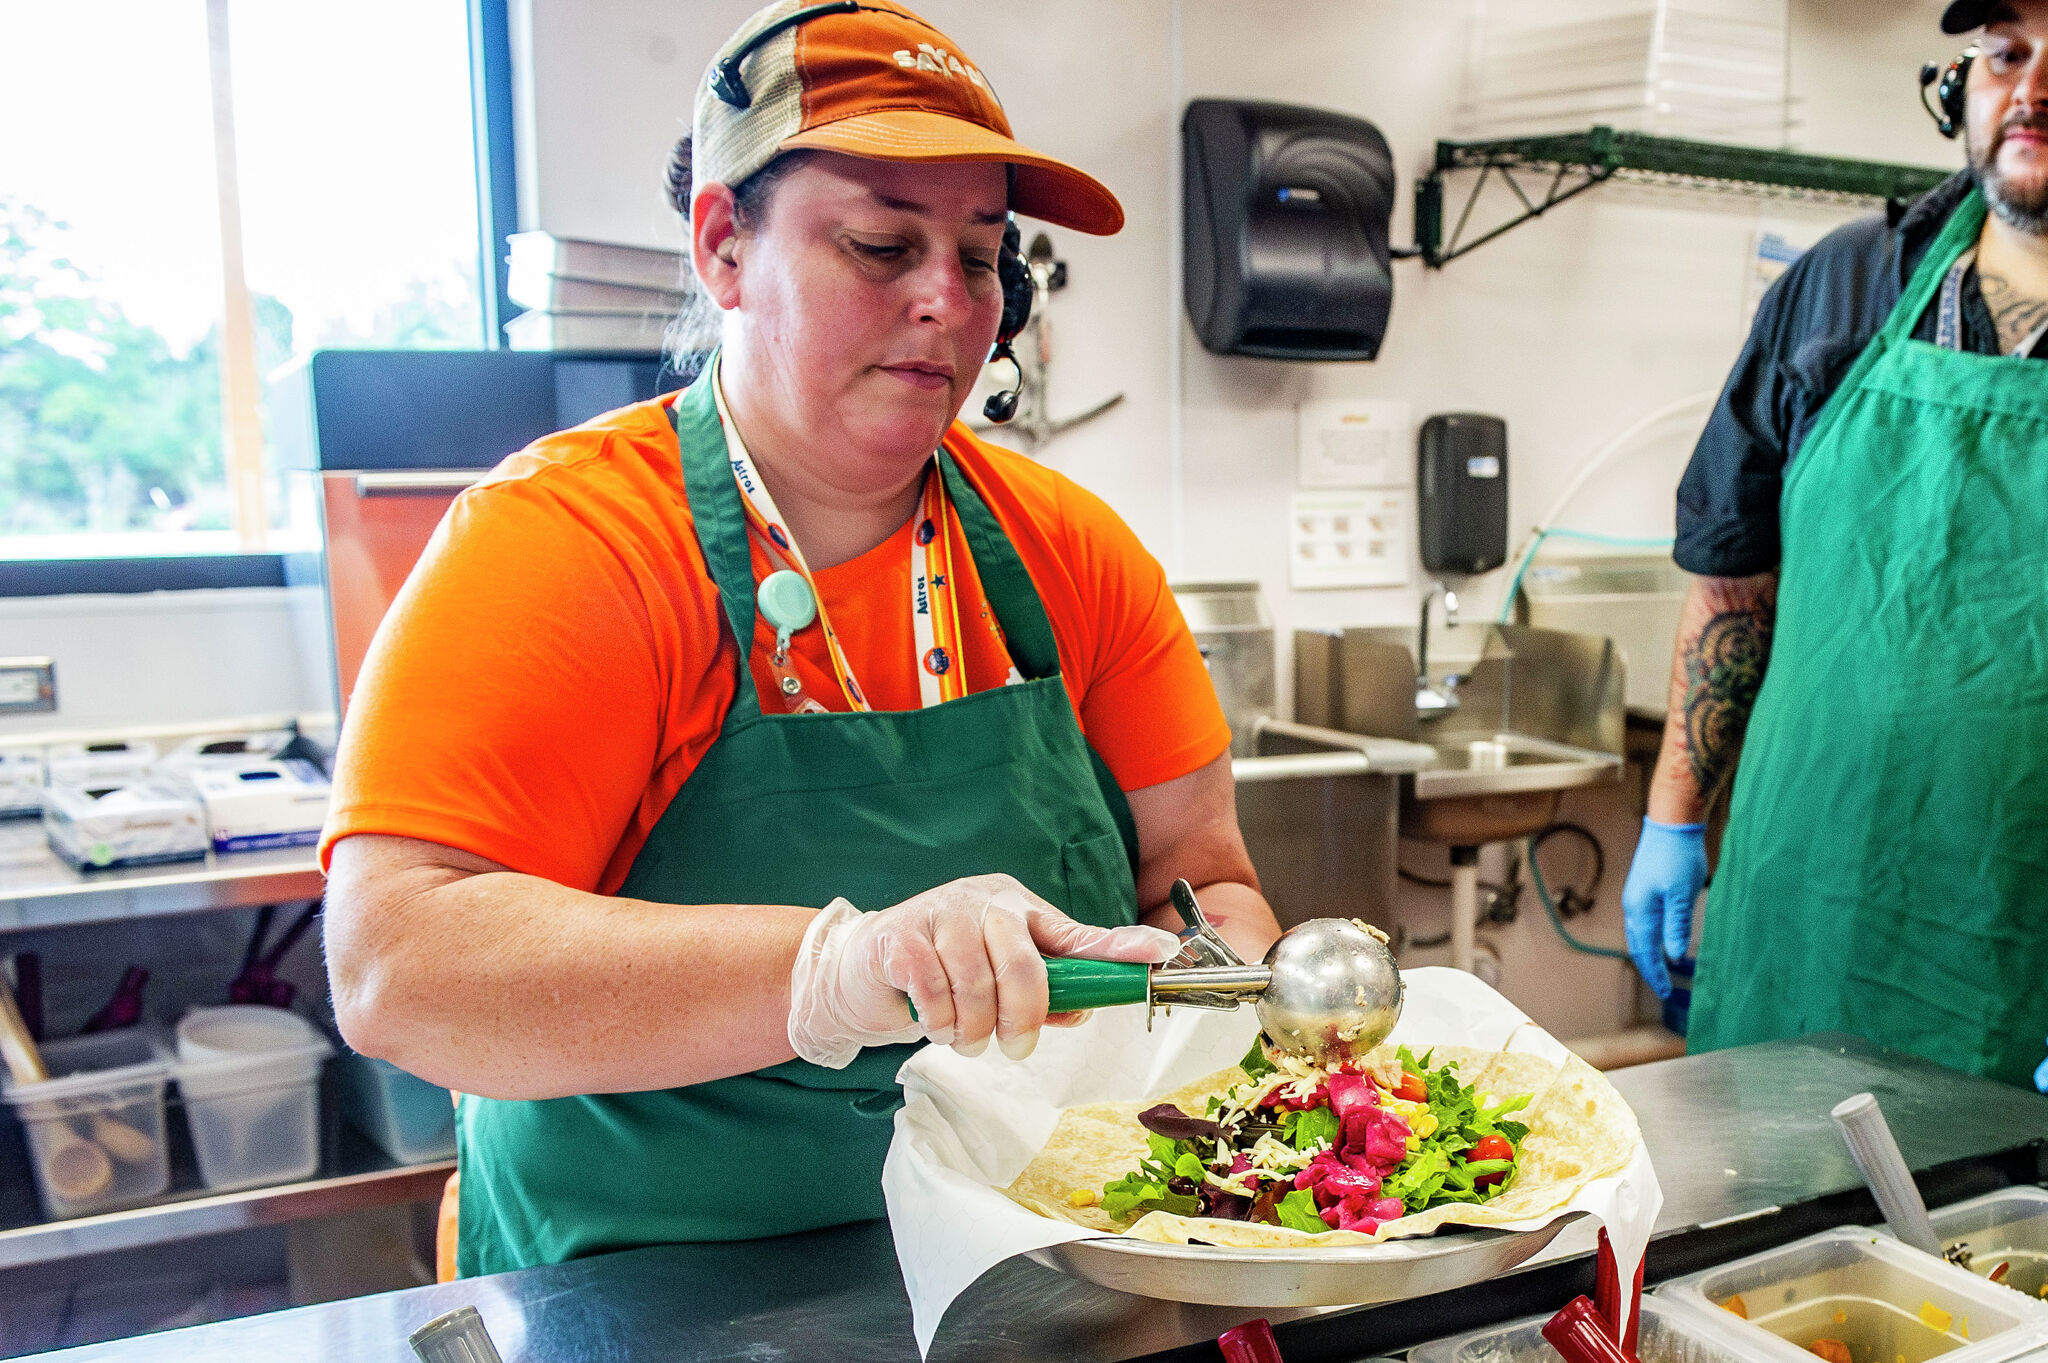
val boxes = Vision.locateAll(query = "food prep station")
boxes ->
[23,1032,2044,1362]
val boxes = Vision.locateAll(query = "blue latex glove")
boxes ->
[1622,818,1708,999]
[2035,1042,2047,1094]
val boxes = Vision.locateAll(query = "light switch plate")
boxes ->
[0,658,56,714]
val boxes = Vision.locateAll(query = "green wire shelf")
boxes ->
[1415,125,1955,267]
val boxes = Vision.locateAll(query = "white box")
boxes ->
[191,759,332,853]
[43,780,208,870]
[45,739,157,789]
[0,748,45,817]
[154,729,297,791]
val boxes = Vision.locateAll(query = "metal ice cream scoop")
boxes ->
[1041,880,1404,1066]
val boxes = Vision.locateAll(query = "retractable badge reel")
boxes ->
[758,569,821,712]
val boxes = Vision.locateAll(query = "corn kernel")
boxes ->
[1068,1187,1100,1208]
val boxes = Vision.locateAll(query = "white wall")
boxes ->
[0,587,326,739]
[513,0,1959,628]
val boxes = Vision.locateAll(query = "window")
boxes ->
[1,0,489,562]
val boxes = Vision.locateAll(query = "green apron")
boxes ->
[1690,190,2048,1087]
[454,372,1141,1273]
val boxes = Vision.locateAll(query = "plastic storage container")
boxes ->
[1658,1228,2048,1363]
[173,1007,332,1192]
[1410,1296,1785,1363]
[1878,1189,2048,1303]
[334,1050,457,1164]
[0,1030,172,1219]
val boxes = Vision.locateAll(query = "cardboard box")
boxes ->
[190,759,331,853]
[154,730,297,791]
[43,781,208,870]
[0,749,44,818]
[45,740,157,789]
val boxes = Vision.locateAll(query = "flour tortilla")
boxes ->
[1003,1043,1638,1246]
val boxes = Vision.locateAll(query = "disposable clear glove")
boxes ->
[1621,818,1707,999]
[787,873,1180,1070]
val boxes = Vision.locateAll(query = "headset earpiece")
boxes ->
[1920,47,1975,139]
[983,217,1031,424]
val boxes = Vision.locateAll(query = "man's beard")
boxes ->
[1971,113,2048,235]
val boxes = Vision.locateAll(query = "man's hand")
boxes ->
[1621,819,1708,998]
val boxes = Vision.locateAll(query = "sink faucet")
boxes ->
[1417,581,1461,717]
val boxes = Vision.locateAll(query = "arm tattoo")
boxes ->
[1682,603,1774,795]
[1978,270,2048,356]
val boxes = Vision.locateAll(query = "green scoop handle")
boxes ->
[906,956,1150,1020]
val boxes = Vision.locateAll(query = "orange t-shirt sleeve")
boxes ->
[1047,476,1232,792]
[320,442,728,892]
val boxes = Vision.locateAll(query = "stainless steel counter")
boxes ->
[0,841,321,933]
[28,1034,2048,1362]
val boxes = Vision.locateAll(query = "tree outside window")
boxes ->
[1,1,486,559]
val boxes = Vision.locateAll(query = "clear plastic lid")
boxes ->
[0,1029,169,1106]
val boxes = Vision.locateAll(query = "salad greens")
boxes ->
[1097,1039,1534,1235]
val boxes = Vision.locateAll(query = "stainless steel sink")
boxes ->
[1294,622,1626,846]
[1410,731,1622,800]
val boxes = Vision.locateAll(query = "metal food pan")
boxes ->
[1024,1213,1578,1308]
[1409,1296,1784,1363]
[1657,1229,2045,1363]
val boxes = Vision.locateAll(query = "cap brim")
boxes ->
[778,108,1125,235]
[1942,0,1989,33]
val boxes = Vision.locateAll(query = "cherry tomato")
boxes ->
[1392,1071,1427,1103]
[1468,1133,1514,1188]
[1470,1134,1514,1163]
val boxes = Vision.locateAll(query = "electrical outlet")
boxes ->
[0,658,56,714]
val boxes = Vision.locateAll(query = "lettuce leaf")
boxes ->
[1275,1187,1332,1233]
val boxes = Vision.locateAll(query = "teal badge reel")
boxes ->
[758,569,817,668]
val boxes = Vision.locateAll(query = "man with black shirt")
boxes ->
[1623,0,2048,1089]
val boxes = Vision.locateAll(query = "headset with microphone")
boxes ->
[709,0,1032,424]
[1920,46,1977,138]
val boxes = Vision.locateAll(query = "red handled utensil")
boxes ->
[1591,1226,1644,1356]
[1217,1317,1285,1363]
[1544,1296,1642,1363]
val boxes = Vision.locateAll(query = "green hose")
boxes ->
[1526,836,1630,960]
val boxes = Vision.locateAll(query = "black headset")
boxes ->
[710,0,1032,423]
[1920,46,1977,138]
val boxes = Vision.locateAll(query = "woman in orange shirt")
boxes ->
[322,0,1278,1273]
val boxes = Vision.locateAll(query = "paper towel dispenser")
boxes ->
[1182,99,1396,361]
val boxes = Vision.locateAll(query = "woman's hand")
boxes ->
[787,873,1179,1069]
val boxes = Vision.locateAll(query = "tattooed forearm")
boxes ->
[1682,604,1774,793]
[1978,270,2048,356]
[1645,572,1778,825]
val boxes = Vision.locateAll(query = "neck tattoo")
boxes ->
[1978,269,2048,355]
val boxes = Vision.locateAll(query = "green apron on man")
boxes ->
[453,371,1141,1274]
[1691,190,2048,1086]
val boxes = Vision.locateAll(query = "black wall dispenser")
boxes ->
[1183,99,1396,361]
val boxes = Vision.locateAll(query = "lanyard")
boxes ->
[1938,247,2048,357]
[711,362,969,712]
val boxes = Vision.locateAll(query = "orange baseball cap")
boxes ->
[692,0,1124,235]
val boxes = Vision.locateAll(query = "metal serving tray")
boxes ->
[1024,1213,1579,1308]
